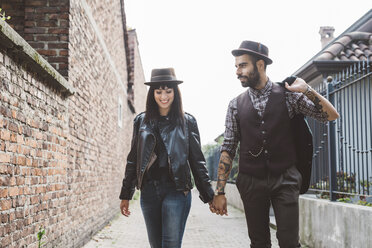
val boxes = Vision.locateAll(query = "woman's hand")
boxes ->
[212,195,228,216]
[120,200,131,217]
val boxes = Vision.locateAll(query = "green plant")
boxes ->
[359,179,372,194]
[132,190,140,200]
[0,8,11,21]
[336,197,352,203]
[37,226,46,248]
[357,200,372,207]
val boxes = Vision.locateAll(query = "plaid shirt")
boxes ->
[221,80,329,158]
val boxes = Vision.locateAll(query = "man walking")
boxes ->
[211,40,339,247]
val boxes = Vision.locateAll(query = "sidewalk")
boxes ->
[83,190,279,248]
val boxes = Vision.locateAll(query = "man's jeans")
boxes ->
[140,180,191,248]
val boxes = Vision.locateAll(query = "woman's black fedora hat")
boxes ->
[145,68,183,86]
[231,40,273,65]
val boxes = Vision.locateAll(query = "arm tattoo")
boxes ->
[305,90,330,119]
[216,153,233,193]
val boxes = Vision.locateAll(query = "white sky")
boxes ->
[125,0,370,145]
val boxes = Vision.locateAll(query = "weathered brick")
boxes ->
[27,1,46,7]
[35,35,59,41]
[8,187,19,197]
[0,153,11,163]
[24,27,47,34]
[8,122,18,133]
[1,199,12,210]
[1,235,11,246]
[0,188,8,197]
[1,213,9,224]
[37,49,57,56]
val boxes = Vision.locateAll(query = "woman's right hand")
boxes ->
[120,200,131,217]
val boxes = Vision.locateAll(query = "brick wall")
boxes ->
[0,0,70,78]
[0,0,25,35]
[0,0,147,247]
[0,53,70,247]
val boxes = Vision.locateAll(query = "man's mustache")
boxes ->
[237,75,248,80]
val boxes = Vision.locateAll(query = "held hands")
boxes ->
[209,195,228,216]
[285,77,308,93]
[120,200,131,217]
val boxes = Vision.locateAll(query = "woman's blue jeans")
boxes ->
[140,180,192,248]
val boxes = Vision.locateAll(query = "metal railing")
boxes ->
[308,59,372,201]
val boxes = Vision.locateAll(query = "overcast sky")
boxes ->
[124,0,370,145]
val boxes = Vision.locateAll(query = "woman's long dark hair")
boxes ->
[144,83,184,127]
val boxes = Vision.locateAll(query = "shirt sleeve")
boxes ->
[286,91,329,123]
[220,98,240,159]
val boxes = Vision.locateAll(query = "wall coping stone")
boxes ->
[0,18,75,96]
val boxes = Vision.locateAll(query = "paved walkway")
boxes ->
[83,190,279,248]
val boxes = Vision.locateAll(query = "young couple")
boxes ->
[119,40,339,248]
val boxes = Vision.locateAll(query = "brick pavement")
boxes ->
[83,190,279,248]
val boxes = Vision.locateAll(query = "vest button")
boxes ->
[262,131,266,135]
[263,140,267,144]
[261,121,265,124]
[264,150,268,154]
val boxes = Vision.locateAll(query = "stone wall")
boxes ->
[299,196,372,248]
[212,182,372,247]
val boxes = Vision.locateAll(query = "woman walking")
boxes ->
[119,68,214,248]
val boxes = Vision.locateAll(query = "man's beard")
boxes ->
[238,65,260,88]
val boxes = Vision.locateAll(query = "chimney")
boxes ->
[319,26,335,49]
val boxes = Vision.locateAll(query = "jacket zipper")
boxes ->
[138,133,156,189]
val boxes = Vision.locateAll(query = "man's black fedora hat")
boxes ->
[145,68,183,86]
[232,40,273,65]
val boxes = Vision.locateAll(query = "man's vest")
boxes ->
[237,82,313,194]
[237,83,297,178]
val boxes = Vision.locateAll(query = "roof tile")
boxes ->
[316,31,372,62]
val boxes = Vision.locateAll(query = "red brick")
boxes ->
[10,133,17,143]
[9,212,15,222]
[1,235,11,247]
[16,135,24,145]
[1,199,12,210]
[27,1,47,7]
[30,196,39,205]
[9,177,16,186]
[37,49,57,56]
[0,188,8,197]
[0,176,10,186]
[48,43,68,49]
[17,156,26,166]
[0,153,11,163]
[36,35,59,41]
[24,28,47,34]
[11,110,17,119]
[8,187,19,197]
[8,122,18,133]
[49,28,69,34]
[59,50,68,56]
[1,213,9,224]
[28,42,45,49]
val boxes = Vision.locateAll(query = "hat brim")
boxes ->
[144,80,183,86]
[232,49,273,65]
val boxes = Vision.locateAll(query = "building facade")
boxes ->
[0,0,147,247]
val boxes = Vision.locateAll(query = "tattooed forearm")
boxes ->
[305,89,330,119]
[216,152,233,193]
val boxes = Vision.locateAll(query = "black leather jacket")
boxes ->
[119,112,214,203]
